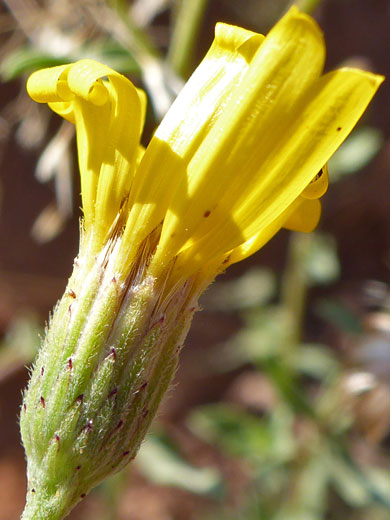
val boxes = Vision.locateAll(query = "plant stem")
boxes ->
[87,1,174,118]
[281,232,310,355]
[21,486,71,520]
[291,0,324,15]
[167,0,209,78]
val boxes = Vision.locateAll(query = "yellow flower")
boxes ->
[27,7,382,295]
[21,9,383,519]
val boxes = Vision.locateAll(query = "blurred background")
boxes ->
[0,0,389,519]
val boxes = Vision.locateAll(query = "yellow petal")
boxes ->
[224,194,322,267]
[146,7,326,277]
[282,197,322,233]
[116,23,265,272]
[212,217,283,268]
[27,60,146,252]
[301,164,329,200]
[27,64,72,103]
[27,8,384,287]
[168,191,320,287]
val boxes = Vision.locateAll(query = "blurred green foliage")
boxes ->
[329,127,384,181]
[136,431,224,497]
[1,42,140,82]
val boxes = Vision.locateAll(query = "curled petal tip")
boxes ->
[283,198,322,233]
[302,165,329,200]
[27,64,71,103]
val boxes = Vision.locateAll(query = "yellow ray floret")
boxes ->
[144,7,383,280]
[26,7,384,284]
[27,60,146,253]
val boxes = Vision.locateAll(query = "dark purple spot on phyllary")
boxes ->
[83,419,93,432]
[76,394,84,403]
[41,366,44,376]
[31,489,35,493]
[23,403,27,412]
[110,347,117,361]
[116,420,124,430]
[68,358,73,370]
[152,315,165,328]
[76,465,81,471]
[134,382,148,396]
[123,451,130,456]
[40,396,45,408]
[80,493,86,499]
[108,388,118,398]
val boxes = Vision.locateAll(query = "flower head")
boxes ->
[27,7,383,292]
[21,7,383,520]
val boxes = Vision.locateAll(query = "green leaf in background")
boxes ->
[301,233,340,286]
[202,267,277,312]
[294,343,340,380]
[327,449,390,509]
[0,314,40,381]
[1,42,140,81]
[0,48,69,81]
[278,450,329,520]
[81,41,140,75]
[188,404,274,462]
[188,403,296,468]
[135,431,224,498]
[328,127,384,181]
[226,306,292,366]
[315,298,363,335]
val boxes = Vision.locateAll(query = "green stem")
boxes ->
[20,234,199,519]
[21,486,72,520]
[281,232,310,356]
[290,0,324,15]
[110,0,160,58]
[167,0,209,78]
